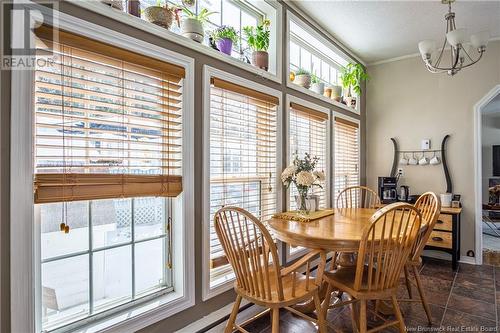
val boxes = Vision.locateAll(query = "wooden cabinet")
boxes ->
[424,207,461,270]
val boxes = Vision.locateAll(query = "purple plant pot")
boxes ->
[216,38,233,55]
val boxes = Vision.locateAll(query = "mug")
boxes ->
[399,156,408,165]
[408,156,418,165]
[419,156,429,165]
[430,155,440,165]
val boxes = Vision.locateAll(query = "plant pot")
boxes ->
[101,0,123,10]
[311,82,324,95]
[331,85,342,101]
[251,51,269,71]
[127,0,140,16]
[294,74,311,89]
[144,6,174,29]
[181,18,204,43]
[345,96,357,108]
[216,38,233,55]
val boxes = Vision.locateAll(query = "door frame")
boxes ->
[473,84,500,265]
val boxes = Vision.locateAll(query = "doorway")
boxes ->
[474,85,500,266]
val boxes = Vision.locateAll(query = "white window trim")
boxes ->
[202,65,283,301]
[332,112,361,208]
[67,0,283,84]
[285,10,361,115]
[10,4,195,333]
[284,95,331,262]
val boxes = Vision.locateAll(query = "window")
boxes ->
[334,116,360,201]
[287,12,359,112]
[34,26,185,331]
[288,101,329,210]
[206,73,279,293]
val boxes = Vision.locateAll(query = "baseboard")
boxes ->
[459,256,477,265]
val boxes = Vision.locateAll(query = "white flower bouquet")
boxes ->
[281,153,325,213]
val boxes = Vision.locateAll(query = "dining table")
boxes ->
[267,207,390,314]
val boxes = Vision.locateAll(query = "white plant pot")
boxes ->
[181,18,204,43]
[331,85,342,99]
[294,74,311,89]
[311,82,324,95]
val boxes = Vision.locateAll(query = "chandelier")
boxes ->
[418,0,489,76]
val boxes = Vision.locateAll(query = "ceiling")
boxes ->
[291,1,500,64]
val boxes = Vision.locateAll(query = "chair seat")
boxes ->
[235,267,318,306]
[323,266,397,299]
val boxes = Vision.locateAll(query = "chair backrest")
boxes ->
[412,192,441,261]
[214,206,284,301]
[354,202,422,292]
[336,186,381,209]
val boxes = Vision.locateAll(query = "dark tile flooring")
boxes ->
[242,258,499,332]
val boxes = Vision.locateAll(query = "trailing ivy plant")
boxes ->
[311,73,320,84]
[243,19,270,52]
[295,68,310,76]
[340,63,369,96]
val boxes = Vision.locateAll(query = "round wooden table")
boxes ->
[268,208,377,252]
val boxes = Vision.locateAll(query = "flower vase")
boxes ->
[295,192,310,214]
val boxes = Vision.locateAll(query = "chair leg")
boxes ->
[321,283,333,318]
[271,308,280,333]
[359,300,367,333]
[391,295,406,333]
[412,264,433,324]
[403,264,413,299]
[350,297,359,333]
[225,295,242,333]
[314,290,326,333]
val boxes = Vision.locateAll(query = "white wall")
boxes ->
[366,41,500,258]
[482,113,500,202]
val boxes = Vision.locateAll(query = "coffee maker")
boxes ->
[378,177,398,203]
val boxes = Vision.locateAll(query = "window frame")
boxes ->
[286,10,361,115]
[202,65,283,301]
[68,0,283,84]
[284,95,331,262]
[10,5,195,333]
[332,111,361,207]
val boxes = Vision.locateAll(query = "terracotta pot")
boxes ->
[144,6,174,29]
[181,18,204,43]
[101,0,123,10]
[311,82,324,95]
[252,51,269,71]
[294,74,311,89]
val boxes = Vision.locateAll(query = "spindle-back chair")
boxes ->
[336,186,381,209]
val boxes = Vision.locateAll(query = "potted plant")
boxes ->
[181,7,216,43]
[144,1,179,29]
[211,26,238,55]
[294,69,311,89]
[340,62,369,108]
[101,0,123,10]
[243,19,270,71]
[310,74,324,95]
[331,85,342,102]
[281,153,325,214]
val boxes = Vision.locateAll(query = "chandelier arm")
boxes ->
[459,51,484,69]
[434,37,448,68]
[461,46,476,63]
[423,59,448,73]
[451,46,460,70]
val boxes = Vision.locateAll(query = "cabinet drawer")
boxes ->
[426,230,452,249]
[434,214,452,231]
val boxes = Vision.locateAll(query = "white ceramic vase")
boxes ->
[181,18,204,43]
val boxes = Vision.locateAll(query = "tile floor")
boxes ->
[240,258,499,332]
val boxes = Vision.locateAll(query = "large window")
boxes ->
[334,116,360,201]
[206,72,279,293]
[288,101,329,209]
[34,26,184,331]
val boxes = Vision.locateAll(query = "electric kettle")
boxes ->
[399,186,410,202]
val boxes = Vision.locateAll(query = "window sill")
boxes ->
[67,290,194,333]
[287,81,360,115]
[67,0,281,84]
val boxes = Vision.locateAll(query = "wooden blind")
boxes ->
[334,116,360,199]
[289,102,328,209]
[208,78,278,280]
[33,27,184,203]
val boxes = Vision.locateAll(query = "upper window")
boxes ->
[334,116,360,201]
[109,0,279,76]
[287,13,359,112]
[34,26,184,332]
[206,74,279,292]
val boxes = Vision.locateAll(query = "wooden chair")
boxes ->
[336,186,381,209]
[321,203,422,333]
[400,192,441,324]
[214,206,327,333]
